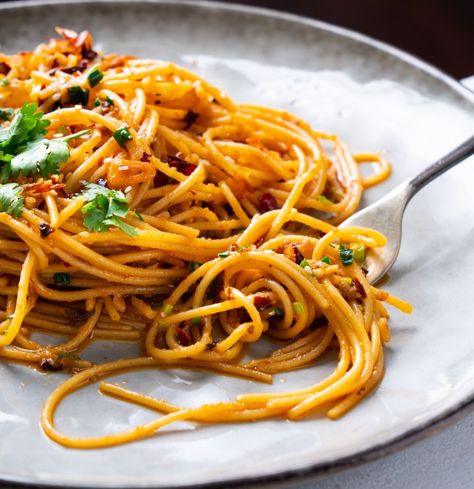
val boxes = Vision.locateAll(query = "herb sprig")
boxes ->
[80,182,138,236]
[0,103,89,183]
[0,183,24,216]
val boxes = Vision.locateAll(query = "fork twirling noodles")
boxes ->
[0,29,410,449]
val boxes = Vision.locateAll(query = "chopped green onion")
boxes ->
[218,251,230,258]
[0,79,10,87]
[162,304,173,315]
[318,195,331,205]
[292,302,305,315]
[113,126,132,147]
[53,272,72,286]
[93,98,101,107]
[320,256,331,265]
[104,96,114,106]
[191,316,202,326]
[68,86,89,106]
[299,258,310,269]
[188,261,202,272]
[134,209,144,221]
[87,66,104,88]
[350,242,366,262]
[272,306,283,317]
[339,244,353,266]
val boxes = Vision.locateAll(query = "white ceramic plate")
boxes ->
[0,1,473,488]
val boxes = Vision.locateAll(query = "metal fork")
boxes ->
[339,135,474,284]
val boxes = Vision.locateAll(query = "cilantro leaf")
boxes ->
[0,103,89,182]
[81,182,138,236]
[113,126,132,147]
[0,103,49,154]
[339,244,354,266]
[0,183,24,216]
[103,215,138,236]
[9,129,90,179]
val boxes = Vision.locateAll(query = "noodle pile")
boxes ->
[0,29,410,449]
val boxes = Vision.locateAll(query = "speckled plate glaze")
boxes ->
[0,1,473,488]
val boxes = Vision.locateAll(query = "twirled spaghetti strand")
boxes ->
[0,29,410,448]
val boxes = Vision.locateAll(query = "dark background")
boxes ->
[1,0,473,79]
[211,0,474,79]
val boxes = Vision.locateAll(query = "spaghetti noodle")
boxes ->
[0,29,411,449]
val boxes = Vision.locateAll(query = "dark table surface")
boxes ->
[1,0,472,79]
[213,0,474,80]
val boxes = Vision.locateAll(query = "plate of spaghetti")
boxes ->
[0,1,473,488]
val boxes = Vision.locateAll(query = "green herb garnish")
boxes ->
[299,258,310,269]
[0,103,88,182]
[53,272,72,286]
[87,66,104,88]
[339,244,354,266]
[272,306,283,317]
[218,251,230,258]
[191,316,202,326]
[188,261,202,272]
[68,86,89,106]
[113,126,132,147]
[320,256,331,265]
[0,103,49,154]
[93,98,101,107]
[0,79,10,87]
[80,182,138,236]
[318,195,331,205]
[292,302,305,315]
[9,129,90,179]
[134,209,144,221]
[0,183,24,216]
[350,243,366,262]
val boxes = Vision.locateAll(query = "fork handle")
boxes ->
[408,134,474,198]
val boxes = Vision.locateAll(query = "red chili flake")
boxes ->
[176,326,191,347]
[183,110,199,130]
[40,358,64,372]
[353,278,367,299]
[0,62,11,75]
[39,223,54,238]
[253,294,272,310]
[56,27,79,42]
[258,192,278,212]
[61,60,88,74]
[64,307,93,326]
[140,153,151,162]
[154,172,169,187]
[292,243,305,265]
[25,181,66,194]
[310,316,329,330]
[166,155,197,176]
[82,47,97,61]
[255,236,265,248]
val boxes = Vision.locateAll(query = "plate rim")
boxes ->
[0,1,473,488]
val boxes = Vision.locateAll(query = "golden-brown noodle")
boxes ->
[0,29,411,449]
